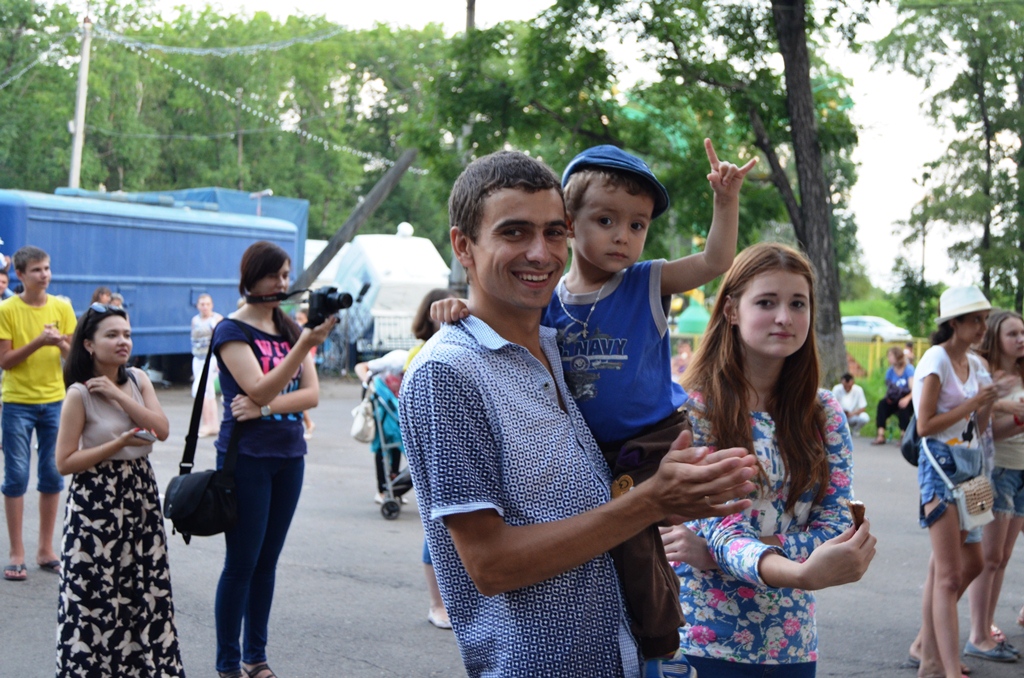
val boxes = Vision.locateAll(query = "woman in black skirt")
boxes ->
[54,303,182,677]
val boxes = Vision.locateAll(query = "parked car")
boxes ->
[841,316,913,342]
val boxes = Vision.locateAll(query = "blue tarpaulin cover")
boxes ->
[138,187,309,272]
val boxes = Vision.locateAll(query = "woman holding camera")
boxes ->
[213,241,336,678]
[54,303,180,676]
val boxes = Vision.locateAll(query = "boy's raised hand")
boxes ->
[705,138,758,201]
[430,297,470,325]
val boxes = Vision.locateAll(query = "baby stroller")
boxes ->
[367,375,413,520]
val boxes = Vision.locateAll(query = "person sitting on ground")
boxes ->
[873,346,915,444]
[832,372,870,436]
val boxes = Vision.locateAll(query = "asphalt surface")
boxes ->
[1,379,1022,677]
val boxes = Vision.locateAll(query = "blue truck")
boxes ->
[0,187,306,380]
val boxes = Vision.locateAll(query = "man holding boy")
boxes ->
[0,246,76,581]
[400,151,758,677]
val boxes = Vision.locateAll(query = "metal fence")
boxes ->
[670,333,928,380]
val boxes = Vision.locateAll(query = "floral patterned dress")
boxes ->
[675,389,854,665]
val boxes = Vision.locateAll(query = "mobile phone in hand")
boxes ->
[133,429,157,443]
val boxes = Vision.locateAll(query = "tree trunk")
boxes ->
[770,0,846,385]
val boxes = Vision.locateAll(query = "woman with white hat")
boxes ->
[910,286,1007,677]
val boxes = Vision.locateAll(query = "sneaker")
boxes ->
[644,653,696,678]
[963,640,1018,662]
[374,493,384,505]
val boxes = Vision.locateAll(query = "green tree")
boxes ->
[891,256,942,338]
[527,0,875,382]
[878,0,1024,309]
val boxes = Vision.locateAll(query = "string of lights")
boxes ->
[121,43,428,175]
[94,24,347,57]
[0,33,74,92]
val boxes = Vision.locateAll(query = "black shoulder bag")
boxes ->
[164,320,251,544]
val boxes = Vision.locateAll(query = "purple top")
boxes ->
[212,319,306,462]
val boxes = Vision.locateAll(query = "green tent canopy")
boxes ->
[676,302,710,334]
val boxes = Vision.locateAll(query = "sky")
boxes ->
[128,0,967,291]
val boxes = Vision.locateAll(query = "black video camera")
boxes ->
[305,286,353,327]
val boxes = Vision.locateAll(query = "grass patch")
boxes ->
[839,298,903,325]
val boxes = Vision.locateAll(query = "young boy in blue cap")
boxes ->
[435,140,756,676]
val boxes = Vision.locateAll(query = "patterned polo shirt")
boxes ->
[400,316,641,678]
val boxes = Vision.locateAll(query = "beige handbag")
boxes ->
[922,438,994,531]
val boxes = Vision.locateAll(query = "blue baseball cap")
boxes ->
[561,145,670,219]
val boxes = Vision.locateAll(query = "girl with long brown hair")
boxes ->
[662,242,875,678]
[965,310,1024,661]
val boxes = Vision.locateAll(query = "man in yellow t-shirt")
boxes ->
[0,246,76,582]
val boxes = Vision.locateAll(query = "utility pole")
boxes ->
[292,149,418,292]
[448,1,477,298]
[236,88,244,190]
[68,17,92,189]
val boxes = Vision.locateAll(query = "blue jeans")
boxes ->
[686,656,816,678]
[215,455,304,673]
[1,401,63,496]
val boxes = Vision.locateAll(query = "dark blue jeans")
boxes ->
[686,656,816,678]
[215,454,304,673]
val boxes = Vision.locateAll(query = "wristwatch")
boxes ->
[260,404,273,417]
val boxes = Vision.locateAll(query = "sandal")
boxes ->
[217,672,242,678]
[870,437,886,445]
[3,563,27,581]
[242,663,277,678]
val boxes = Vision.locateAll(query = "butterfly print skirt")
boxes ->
[57,457,185,677]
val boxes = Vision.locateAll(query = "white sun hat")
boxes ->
[935,285,991,325]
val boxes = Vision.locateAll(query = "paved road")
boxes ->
[1,379,1022,677]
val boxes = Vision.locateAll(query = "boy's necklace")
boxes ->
[558,279,609,339]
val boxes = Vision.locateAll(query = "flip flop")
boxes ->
[870,438,887,445]
[242,663,277,678]
[38,560,61,575]
[3,563,27,581]
[903,655,971,674]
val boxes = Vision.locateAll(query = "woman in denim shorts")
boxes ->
[909,286,1003,677]
[965,311,1024,661]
